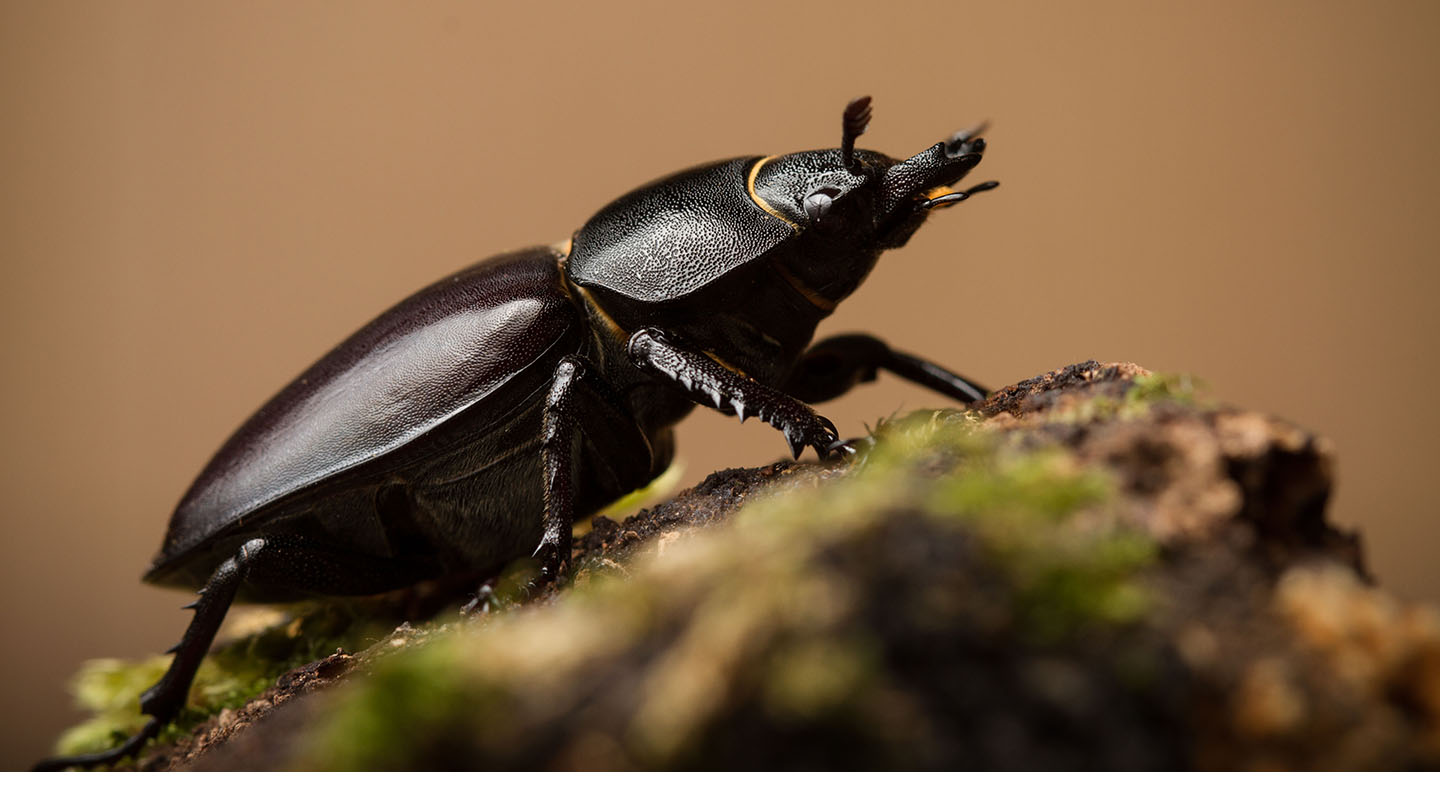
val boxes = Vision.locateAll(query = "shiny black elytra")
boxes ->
[38,97,997,769]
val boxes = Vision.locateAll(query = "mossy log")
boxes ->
[51,361,1440,770]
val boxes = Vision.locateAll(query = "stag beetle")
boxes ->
[39,97,997,769]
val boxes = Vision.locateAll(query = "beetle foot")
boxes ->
[33,717,162,771]
[826,434,876,463]
[531,557,562,588]
[722,391,840,460]
[460,582,497,617]
[528,536,569,595]
[523,568,563,600]
[779,409,841,460]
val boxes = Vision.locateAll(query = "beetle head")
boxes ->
[749,97,996,302]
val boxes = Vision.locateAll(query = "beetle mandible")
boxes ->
[39,96,997,769]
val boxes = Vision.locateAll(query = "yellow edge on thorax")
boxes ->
[746,156,798,230]
[745,157,837,312]
[774,263,837,313]
[574,285,629,346]
[553,236,630,347]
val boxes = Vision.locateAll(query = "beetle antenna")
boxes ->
[841,96,872,175]
[920,180,1000,210]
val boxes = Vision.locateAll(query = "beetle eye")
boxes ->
[802,187,841,222]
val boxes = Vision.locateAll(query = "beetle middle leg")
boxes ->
[627,328,840,459]
[532,354,659,585]
[781,333,990,406]
[534,357,583,585]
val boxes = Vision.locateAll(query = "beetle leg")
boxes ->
[533,357,584,585]
[33,538,266,771]
[628,328,840,460]
[531,353,665,587]
[780,333,990,406]
[36,535,435,770]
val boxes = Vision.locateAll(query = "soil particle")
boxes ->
[139,651,355,770]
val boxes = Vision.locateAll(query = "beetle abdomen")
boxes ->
[153,247,579,578]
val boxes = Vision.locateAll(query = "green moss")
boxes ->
[51,601,395,764]
[842,415,1158,644]
[53,656,169,758]
[586,461,685,524]
[1048,393,1123,424]
[1123,372,1204,412]
[1001,530,1156,642]
[908,426,1156,641]
[300,411,1163,769]
[1035,372,1208,425]
[761,635,878,720]
[55,390,1184,768]
[926,449,1110,526]
[311,638,476,770]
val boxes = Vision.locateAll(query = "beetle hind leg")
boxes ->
[33,538,266,771]
[31,720,163,771]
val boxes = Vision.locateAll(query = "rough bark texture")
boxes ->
[68,361,1437,770]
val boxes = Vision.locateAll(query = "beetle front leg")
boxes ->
[781,333,989,406]
[628,328,840,459]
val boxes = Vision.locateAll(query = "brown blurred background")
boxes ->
[2,0,1437,769]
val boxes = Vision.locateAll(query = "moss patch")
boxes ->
[1124,372,1204,411]
[51,601,394,764]
[298,411,1170,769]
[50,361,1425,770]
